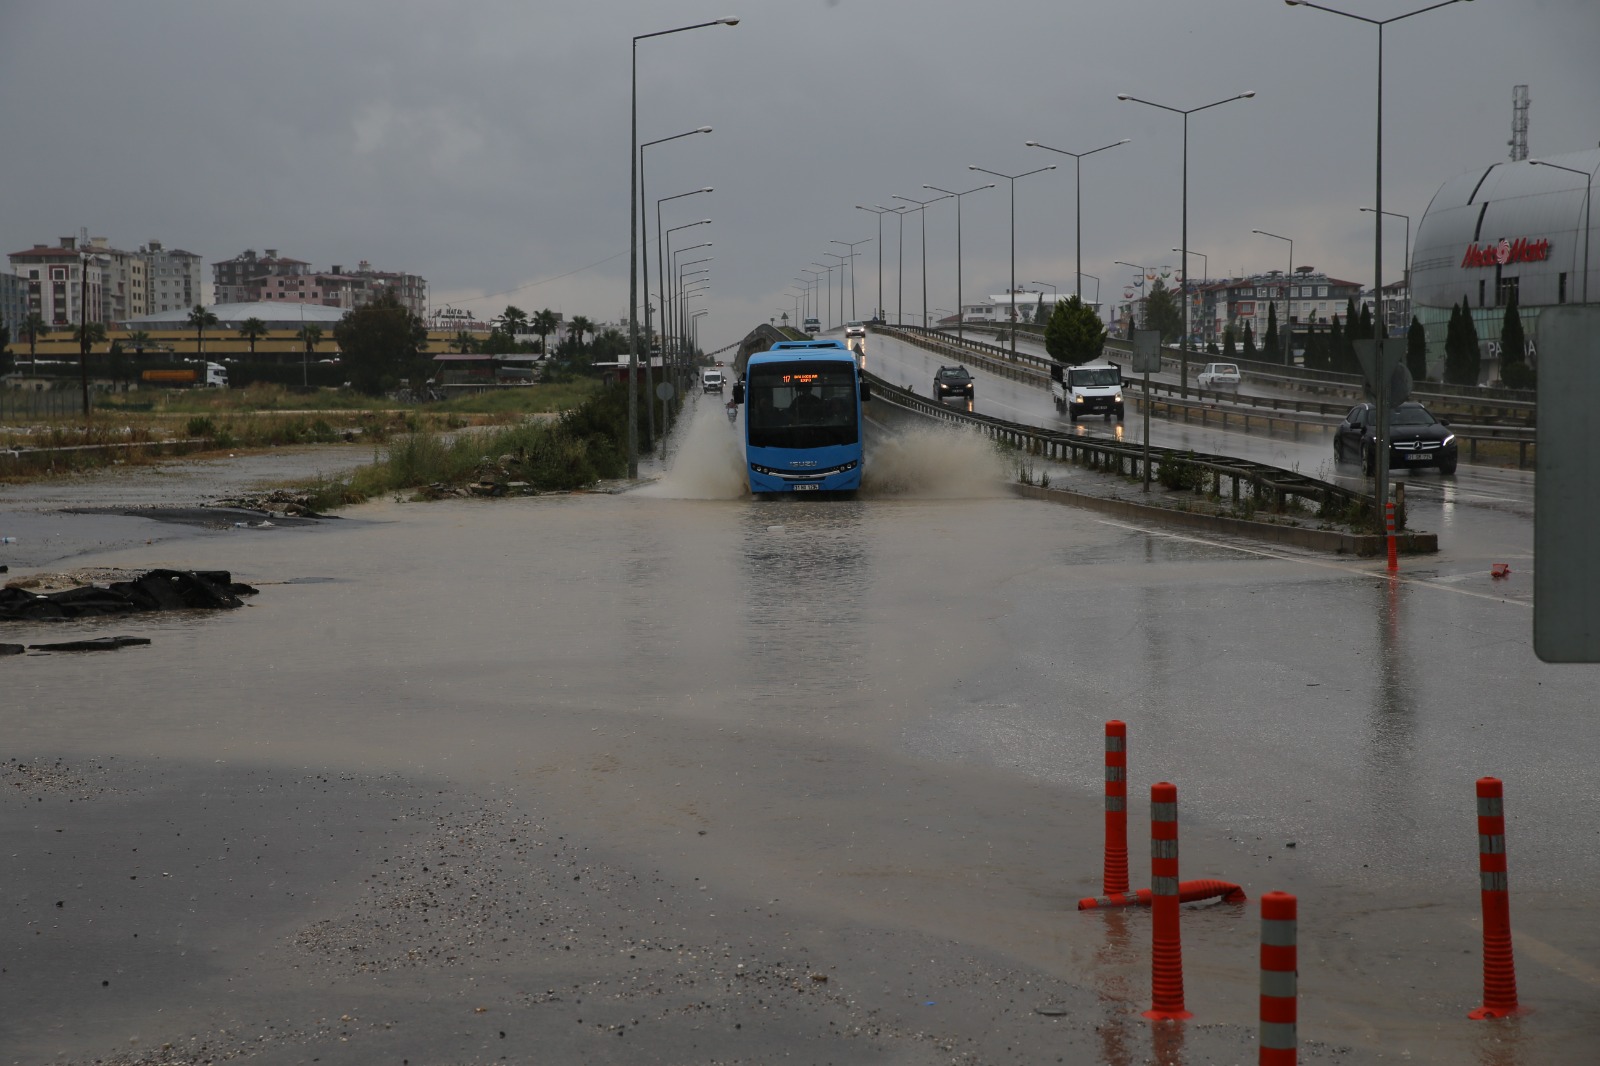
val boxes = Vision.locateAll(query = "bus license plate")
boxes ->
[792,483,820,491]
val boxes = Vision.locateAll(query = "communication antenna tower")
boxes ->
[1509,84,1529,162]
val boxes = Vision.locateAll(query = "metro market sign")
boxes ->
[1461,236,1551,269]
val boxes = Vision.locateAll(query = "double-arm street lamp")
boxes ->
[1285,0,1473,522]
[823,252,849,327]
[970,164,1056,359]
[668,237,710,362]
[924,183,995,344]
[1023,138,1129,304]
[800,269,824,324]
[1171,249,1209,347]
[893,193,949,327]
[677,257,712,358]
[630,16,737,476]
[1115,260,1155,335]
[1080,273,1101,308]
[1117,89,1255,392]
[831,238,873,323]
[1527,160,1592,304]
[1251,229,1294,363]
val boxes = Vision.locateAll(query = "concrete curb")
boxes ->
[1011,482,1439,557]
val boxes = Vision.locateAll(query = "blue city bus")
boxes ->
[731,340,871,494]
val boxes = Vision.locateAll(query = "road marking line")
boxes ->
[1093,518,1530,607]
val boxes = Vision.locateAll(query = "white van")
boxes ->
[803,317,821,335]
[1050,360,1124,421]
[701,368,725,393]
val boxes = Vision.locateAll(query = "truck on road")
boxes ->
[141,362,229,388]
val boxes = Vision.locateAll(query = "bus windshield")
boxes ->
[746,360,859,450]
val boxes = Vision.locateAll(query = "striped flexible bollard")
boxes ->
[1469,777,1521,1019]
[1143,781,1191,1020]
[1384,501,1399,572]
[1259,891,1297,1065]
[1104,720,1129,896]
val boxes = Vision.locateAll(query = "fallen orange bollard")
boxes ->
[1078,878,1248,911]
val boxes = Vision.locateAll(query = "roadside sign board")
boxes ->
[1131,329,1162,374]
[1535,306,1600,662]
[1353,339,1411,402]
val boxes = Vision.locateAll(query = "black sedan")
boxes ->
[933,365,974,405]
[1334,401,1458,475]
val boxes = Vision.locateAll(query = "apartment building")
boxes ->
[214,250,427,315]
[139,240,205,314]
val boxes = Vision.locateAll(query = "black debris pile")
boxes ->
[28,636,152,653]
[0,569,258,621]
[209,490,334,518]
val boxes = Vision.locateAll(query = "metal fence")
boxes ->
[0,389,86,421]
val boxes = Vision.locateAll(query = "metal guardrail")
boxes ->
[864,369,1374,523]
[875,325,1536,468]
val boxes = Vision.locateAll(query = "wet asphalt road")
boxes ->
[2,398,1596,1065]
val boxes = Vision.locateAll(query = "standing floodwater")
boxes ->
[2,405,1596,1063]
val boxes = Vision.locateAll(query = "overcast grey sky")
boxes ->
[2,0,1595,353]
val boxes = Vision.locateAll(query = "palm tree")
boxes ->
[570,315,594,350]
[500,305,530,337]
[127,330,153,358]
[187,304,219,361]
[23,311,47,372]
[450,331,476,354]
[237,317,268,358]
[532,308,559,360]
[297,324,323,388]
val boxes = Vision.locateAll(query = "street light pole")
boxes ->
[1172,249,1210,348]
[657,186,712,369]
[1287,0,1473,525]
[1024,138,1129,302]
[1527,161,1591,304]
[1251,230,1294,363]
[1118,90,1256,393]
[1081,273,1101,308]
[831,238,873,322]
[855,207,893,321]
[811,263,835,330]
[823,252,848,328]
[1115,261,1155,336]
[924,183,995,344]
[894,193,948,328]
[969,164,1056,360]
[640,128,711,445]
[1360,207,1412,333]
[630,17,737,477]
[1031,280,1056,327]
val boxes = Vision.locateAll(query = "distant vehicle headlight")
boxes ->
[1114,391,1123,402]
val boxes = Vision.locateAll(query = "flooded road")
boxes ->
[3,398,1596,1064]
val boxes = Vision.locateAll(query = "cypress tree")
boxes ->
[1264,301,1280,361]
[1329,315,1345,373]
[1461,296,1481,385]
[1406,315,1427,382]
[1499,291,1532,388]
[1242,321,1257,360]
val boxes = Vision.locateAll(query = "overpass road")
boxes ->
[857,326,1536,566]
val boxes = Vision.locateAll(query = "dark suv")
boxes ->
[1334,401,1458,475]
[933,365,974,405]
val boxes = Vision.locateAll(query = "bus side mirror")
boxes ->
[859,380,872,403]
[732,382,744,404]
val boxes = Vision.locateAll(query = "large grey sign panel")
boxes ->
[1535,306,1600,662]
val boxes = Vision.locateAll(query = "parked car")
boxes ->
[933,365,974,405]
[1197,362,1242,392]
[1334,401,1458,475]
[701,368,725,393]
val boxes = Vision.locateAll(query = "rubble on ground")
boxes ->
[0,569,258,621]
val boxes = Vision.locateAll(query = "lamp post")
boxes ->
[656,185,712,375]
[669,240,711,367]
[690,308,709,360]
[1117,89,1256,392]
[1286,0,1473,523]
[924,183,995,344]
[664,222,710,360]
[1171,249,1210,349]
[641,135,710,440]
[800,270,823,324]
[1360,207,1411,333]
[825,251,851,326]
[1081,273,1101,308]
[1251,230,1294,362]
[1526,161,1591,304]
[831,238,873,322]
[1023,138,1128,302]
[969,164,1056,359]
[630,16,738,476]
[676,259,711,360]
[1115,260,1155,336]
[856,206,894,321]
[811,262,836,330]
[894,193,950,328]
[796,275,817,323]
[1031,280,1056,327]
